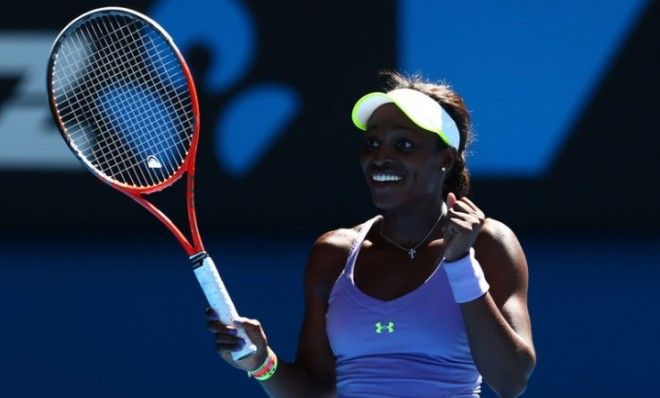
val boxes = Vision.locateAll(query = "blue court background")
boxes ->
[1,235,658,397]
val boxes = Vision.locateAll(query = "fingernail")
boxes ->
[228,328,238,336]
[233,339,245,350]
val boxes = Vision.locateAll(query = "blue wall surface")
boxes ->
[1,235,658,397]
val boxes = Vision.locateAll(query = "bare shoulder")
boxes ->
[314,227,358,254]
[474,218,529,306]
[304,221,366,298]
[475,218,524,258]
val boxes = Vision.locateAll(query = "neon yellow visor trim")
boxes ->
[351,88,460,150]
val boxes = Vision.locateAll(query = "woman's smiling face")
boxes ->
[360,103,452,210]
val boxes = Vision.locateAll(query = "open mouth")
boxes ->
[371,173,403,183]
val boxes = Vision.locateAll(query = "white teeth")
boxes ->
[372,174,402,182]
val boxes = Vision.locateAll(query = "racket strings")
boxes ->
[51,13,195,188]
[71,17,191,185]
[57,24,189,187]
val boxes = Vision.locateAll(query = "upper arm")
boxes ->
[474,219,534,346]
[294,229,354,387]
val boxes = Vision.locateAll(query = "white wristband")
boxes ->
[442,248,490,303]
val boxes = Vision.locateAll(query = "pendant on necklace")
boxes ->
[408,249,416,259]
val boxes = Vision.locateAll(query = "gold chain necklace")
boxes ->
[379,204,446,259]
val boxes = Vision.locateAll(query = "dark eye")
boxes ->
[363,137,379,150]
[396,138,413,150]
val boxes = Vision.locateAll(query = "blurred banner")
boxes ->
[1,0,657,236]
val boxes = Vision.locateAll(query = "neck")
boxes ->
[380,200,446,246]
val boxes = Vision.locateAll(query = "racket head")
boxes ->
[47,7,200,195]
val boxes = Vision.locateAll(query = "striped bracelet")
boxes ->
[247,347,278,381]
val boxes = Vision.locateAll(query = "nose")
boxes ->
[371,144,396,167]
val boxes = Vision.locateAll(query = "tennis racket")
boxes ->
[47,7,256,360]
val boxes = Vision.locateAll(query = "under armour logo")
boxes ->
[375,321,394,334]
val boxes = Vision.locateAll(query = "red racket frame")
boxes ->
[119,54,204,257]
[48,7,204,257]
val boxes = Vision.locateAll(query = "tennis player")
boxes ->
[207,72,536,397]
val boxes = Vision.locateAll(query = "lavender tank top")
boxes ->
[325,216,482,397]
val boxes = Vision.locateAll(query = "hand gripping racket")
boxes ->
[47,7,256,360]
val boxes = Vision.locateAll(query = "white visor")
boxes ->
[351,88,460,150]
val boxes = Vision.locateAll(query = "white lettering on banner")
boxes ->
[0,33,81,170]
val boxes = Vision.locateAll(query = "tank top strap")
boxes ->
[344,215,381,277]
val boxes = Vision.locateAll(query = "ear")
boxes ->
[437,147,456,172]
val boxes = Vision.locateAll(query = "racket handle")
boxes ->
[191,252,257,361]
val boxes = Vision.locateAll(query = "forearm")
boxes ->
[460,295,535,398]
[256,356,335,398]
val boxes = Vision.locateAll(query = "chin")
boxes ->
[369,189,438,212]
[369,192,405,211]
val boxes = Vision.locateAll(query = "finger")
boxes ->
[448,205,485,226]
[220,350,234,362]
[448,212,484,233]
[234,317,261,331]
[445,192,457,209]
[460,197,485,218]
[215,332,245,345]
[235,318,266,346]
[207,320,233,333]
[447,217,473,232]
[215,339,247,353]
[205,307,219,320]
[450,200,474,215]
[460,196,479,210]
[448,208,479,224]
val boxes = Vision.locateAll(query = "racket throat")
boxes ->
[189,251,209,269]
